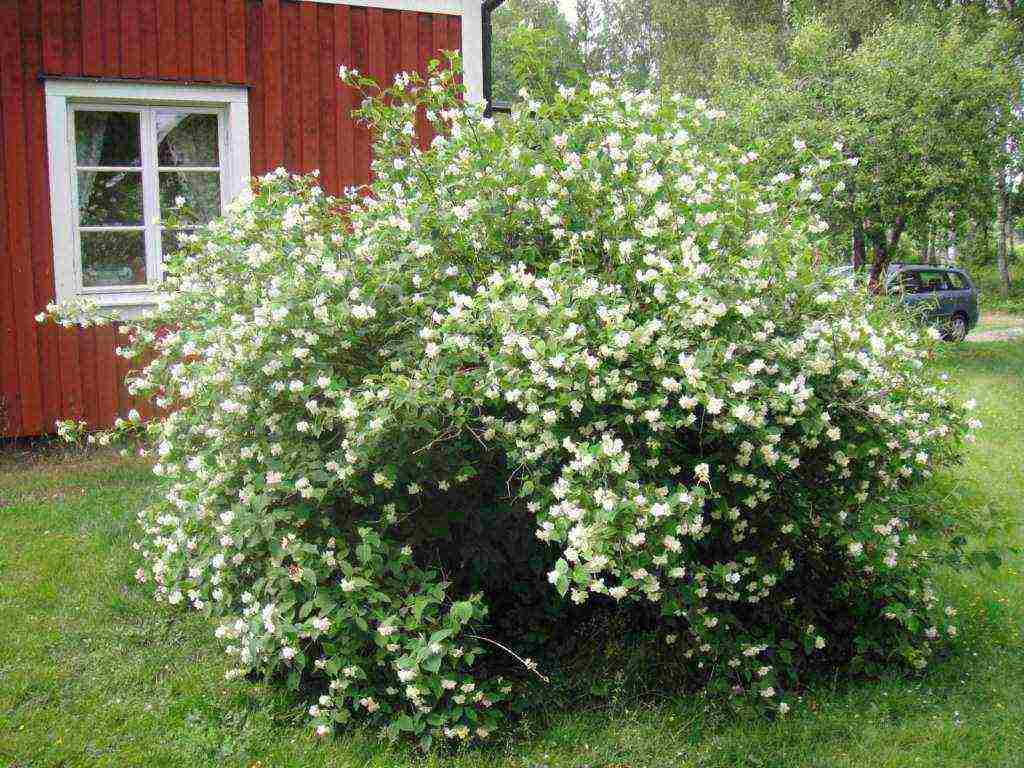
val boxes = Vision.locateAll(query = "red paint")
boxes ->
[157,0,177,79]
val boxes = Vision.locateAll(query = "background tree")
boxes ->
[489,0,1023,292]
[490,0,584,103]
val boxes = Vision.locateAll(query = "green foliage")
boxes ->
[43,64,982,744]
[6,330,1024,766]
[697,9,1019,274]
[490,0,584,103]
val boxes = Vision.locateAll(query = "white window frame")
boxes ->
[45,80,251,312]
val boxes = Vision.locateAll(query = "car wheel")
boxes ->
[943,313,968,343]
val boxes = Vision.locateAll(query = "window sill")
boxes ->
[83,290,163,320]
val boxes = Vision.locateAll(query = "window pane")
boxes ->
[918,271,949,292]
[157,112,219,167]
[80,230,147,287]
[75,111,141,167]
[159,171,221,223]
[78,171,144,226]
[891,272,922,293]
[160,228,198,261]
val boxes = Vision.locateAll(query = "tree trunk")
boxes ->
[946,228,958,266]
[852,220,866,269]
[867,217,906,293]
[997,171,1011,297]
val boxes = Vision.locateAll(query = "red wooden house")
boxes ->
[0,0,496,437]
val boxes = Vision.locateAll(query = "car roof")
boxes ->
[890,263,964,274]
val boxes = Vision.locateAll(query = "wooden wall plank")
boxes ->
[246,0,264,175]
[78,326,99,428]
[22,0,62,431]
[81,0,102,76]
[42,0,65,74]
[95,324,117,426]
[62,0,82,75]
[0,40,22,437]
[318,3,337,194]
[102,0,121,76]
[416,12,432,150]
[192,0,212,81]
[115,326,129,418]
[334,2,354,190]
[210,0,227,82]
[368,7,385,92]
[261,0,284,169]
[176,0,193,80]
[57,326,83,422]
[448,13,461,85]
[383,10,399,98]
[121,0,142,78]
[399,11,417,79]
[431,8,444,65]
[226,0,246,84]
[300,1,318,175]
[283,1,300,170]
[1,3,44,434]
[157,0,177,79]
[350,7,369,185]
[139,0,159,78]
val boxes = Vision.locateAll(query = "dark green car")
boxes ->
[835,264,980,341]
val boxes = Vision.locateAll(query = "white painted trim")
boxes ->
[461,0,484,102]
[45,79,250,106]
[44,80,251,312]
[297,0,463,14]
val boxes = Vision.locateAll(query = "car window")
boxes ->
[945,272,968,290]
[916,270,950,292]
[891,271,924,293]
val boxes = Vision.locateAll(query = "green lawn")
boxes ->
[2,327,1023,768]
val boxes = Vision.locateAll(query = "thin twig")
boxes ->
[465,633,550,683]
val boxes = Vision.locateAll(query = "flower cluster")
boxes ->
[44,60,976,743]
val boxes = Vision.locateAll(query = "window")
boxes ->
[890,271,923,294]
[916,270,950,293]
[946,272,969,291]
[46,80,250,312]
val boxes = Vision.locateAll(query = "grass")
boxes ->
[2,328,1023,767]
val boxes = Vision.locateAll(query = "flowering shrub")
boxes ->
[44,61,980,744]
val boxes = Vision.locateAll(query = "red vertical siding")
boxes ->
[0,27,20,436]
[23,0,62,431]
[192,0,213,81]
[299,1,319,175]
[63,0,83,75]
[139,0,159,78]
[121,0,142,78]
[317,4,337,193]
[157,0,177,79]
[247,0,265,177]
[334,2,354,191]
[282,0,299,170]
[1,2,44,435]
[1,0,460,436]
[176,0,193,79]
